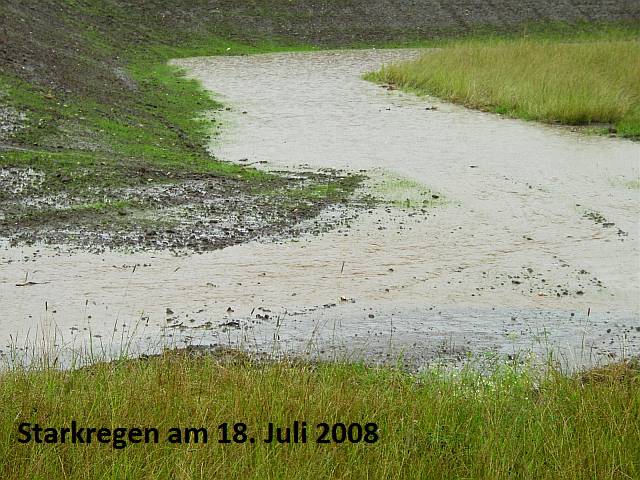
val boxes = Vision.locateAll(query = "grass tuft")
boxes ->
[367,37,640,138]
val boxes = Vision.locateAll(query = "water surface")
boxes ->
[1,49,639,368]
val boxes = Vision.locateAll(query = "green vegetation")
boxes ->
[0,52,273,188]
[373,174,443,208]
[0,352,638,479]
[625,179,640,190]
[367,33,640,138]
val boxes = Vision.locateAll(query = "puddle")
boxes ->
[1,49,639,369]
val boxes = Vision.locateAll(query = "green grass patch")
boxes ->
[373,174,442,208]
[367,35,640,138]
[7,199,149,232]
[625,179,640,190]
[0,354,638,479]
[0,149,133,193]
[68,199,132,212]
[1,61,271,185]
[280,174,363,201]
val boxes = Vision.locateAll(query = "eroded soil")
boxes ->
[0,165,362,252]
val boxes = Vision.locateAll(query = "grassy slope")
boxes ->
[0,354,638,479]
[367,29,640,138]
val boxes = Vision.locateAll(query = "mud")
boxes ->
[0,166,362,252]
[2,49,639,370]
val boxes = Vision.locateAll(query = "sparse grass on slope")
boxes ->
[367,38,640,138]
[0,352,638,479]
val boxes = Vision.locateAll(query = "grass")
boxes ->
[624,179,640,190]
[367,34,640,138]
[373,174,443,208]
[0,55,272,187]
[0,351,638,479]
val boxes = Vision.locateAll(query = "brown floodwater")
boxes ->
[1,49,639,369]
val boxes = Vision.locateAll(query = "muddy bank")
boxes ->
[0,164,362,252]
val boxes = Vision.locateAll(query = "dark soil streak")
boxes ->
[0,166,364,252]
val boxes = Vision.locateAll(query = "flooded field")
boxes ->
[1,49,639,369]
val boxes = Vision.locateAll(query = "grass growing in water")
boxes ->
[624,179,640,190]
[373,174,442,208]
[367,38,640,138]
[0,352,638,479]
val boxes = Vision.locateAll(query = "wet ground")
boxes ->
[0,165,361,252]
[2,49,639,370]
[0,107,24,142]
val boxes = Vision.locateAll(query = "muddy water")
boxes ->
[2,49,639,369]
